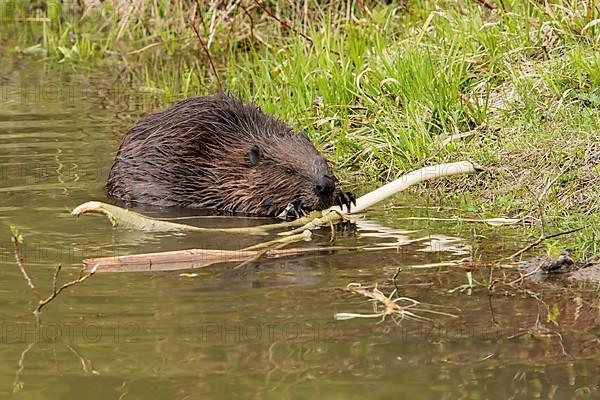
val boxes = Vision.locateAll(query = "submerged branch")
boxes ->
[335,283,459,324]
[34,265,98,316]
[10,227,96,317]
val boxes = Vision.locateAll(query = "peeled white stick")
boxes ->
[327,161,480,214]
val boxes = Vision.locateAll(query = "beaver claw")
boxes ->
[336,191,357,213]
[282,192,356,220]
[284,203,309,221]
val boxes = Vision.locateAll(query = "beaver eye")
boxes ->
[285,168,295,176]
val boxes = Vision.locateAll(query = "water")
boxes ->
[1,61,599,399]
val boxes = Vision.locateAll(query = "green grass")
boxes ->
[2,0,599,260]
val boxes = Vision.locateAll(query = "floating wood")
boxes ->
[83,245,349,272]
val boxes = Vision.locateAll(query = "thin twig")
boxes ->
[508,226,586,261]
[336,283,459,323]
[12,224,98,316]
[13,341,36,393]
[232,244,290,270]
[52,264,61,296]
[356,0,366,13]
[239,4,256,47]
[251,0,313,44]
[232,247,270,270]
[127,42,162,55]
[533,160,574,237]
[11,234,40,299]
[194,0,209,33]
[506,260,544,286]
[472,0,496,10]
[392,267,402,296]
[191,0,222,90]
[34,265,98,316]
[586,0,595,24]
[506,160,576,260]
[64,343,98,375]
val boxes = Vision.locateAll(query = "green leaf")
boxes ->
[545,242,561,259]
[547,303,560,325]
[9,226,23,244]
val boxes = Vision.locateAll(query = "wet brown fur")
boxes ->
[106,95,343,216]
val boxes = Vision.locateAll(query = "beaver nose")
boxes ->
[315,176,335,197]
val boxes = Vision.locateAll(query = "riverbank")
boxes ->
[2,0,598,259]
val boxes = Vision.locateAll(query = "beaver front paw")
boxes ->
[335,191,357,213]
[283,203,309,221]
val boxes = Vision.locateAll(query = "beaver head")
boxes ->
[237,132,338,216]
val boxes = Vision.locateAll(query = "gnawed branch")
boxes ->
[71,201,308,235]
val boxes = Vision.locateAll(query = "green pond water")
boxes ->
[1,61,599,400]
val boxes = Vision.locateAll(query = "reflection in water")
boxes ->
[1,63,599,399]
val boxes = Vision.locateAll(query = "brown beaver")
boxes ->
[106,95,355,217]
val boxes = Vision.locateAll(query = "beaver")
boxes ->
[106,95,355,217]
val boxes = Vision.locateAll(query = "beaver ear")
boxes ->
[246,144,262,166]
[299,131,310,141]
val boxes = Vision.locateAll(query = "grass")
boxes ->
[1,0,599,260]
